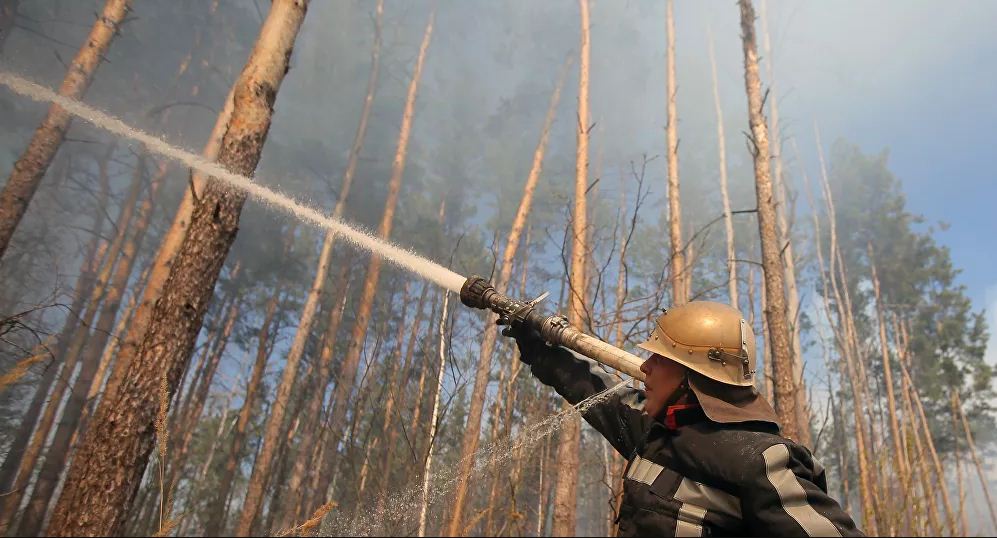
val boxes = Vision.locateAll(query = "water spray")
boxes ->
[460,275,647,382]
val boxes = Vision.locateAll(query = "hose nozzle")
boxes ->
[458,275,646,381]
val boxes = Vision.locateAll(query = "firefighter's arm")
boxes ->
[509,325,650,457]
[740,443,864,537]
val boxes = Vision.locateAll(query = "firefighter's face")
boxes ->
[639,353,687,420]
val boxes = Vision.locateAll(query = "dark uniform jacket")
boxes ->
[526,345,864,537]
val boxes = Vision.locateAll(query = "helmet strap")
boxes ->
[661,373,691,409]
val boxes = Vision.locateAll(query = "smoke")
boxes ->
[0,71,466,293]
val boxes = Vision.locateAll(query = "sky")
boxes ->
[762,0,997,365]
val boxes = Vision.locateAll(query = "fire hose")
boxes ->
[460,275,646,382]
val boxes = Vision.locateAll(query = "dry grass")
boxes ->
[154,364,182,536]
[0,333,57,392]
[0,351,49,392]
[273,501,337,537]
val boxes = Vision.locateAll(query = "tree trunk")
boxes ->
[0,150,109,500]
[664,0,686,306]
[553,2,590,534]
[0,0,131,259]
[954,391,997,533]
[417,291,451,537]
[263,413,303,536]
[205,288,282,537]
[45,3,309,535]
[409,297,438,460]
[15,155,162,537]
[78,254,153,435]
[802,143,879,534]
[444,53,567,537]
[304,257,354,513]
[373,282,428,517]
[0,146,126,534]
[263,4,385,526]
[101,86,237,409]
[168,292,240,487]
[867,244,912,518]
[57,151,142,377]
[737,0,800,441]
[758,0,810,445]
[951,398,968,536]
[893,318,941,535]
[707,30,738,309]
[309,13,433,516]
[236,229,334,533]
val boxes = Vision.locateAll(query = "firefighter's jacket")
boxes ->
[527,346,864,537]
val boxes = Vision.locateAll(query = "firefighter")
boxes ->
[503,300,863,537]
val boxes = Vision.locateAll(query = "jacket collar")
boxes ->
[663,403,706,430]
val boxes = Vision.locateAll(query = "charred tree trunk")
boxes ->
[445,52,567,537]
[737,0,801,441]
[0,0,131,259]
[309,12,432,516]
[664,0,686,306]
[45,2,309,535]
[553,2,591,534]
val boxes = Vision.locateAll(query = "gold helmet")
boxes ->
[637,301,756,387]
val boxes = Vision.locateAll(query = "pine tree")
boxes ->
[552,1,591,534]
[45,2,310,534]
[444,51,567,537]
[304,11,434,525]
[736,0,801,441]
[664,0,686,306]
[0,0,132,259]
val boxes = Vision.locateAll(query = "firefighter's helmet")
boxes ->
[637,301,756,387]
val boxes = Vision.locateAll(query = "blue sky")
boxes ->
[764,1,997,364]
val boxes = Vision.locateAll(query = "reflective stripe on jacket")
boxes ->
[527,345,864,537]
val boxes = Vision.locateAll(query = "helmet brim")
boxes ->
[636,339,754,387]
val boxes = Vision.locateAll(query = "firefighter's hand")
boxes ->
[498,319,545,365]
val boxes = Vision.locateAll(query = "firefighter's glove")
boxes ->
[498,319,545,365]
